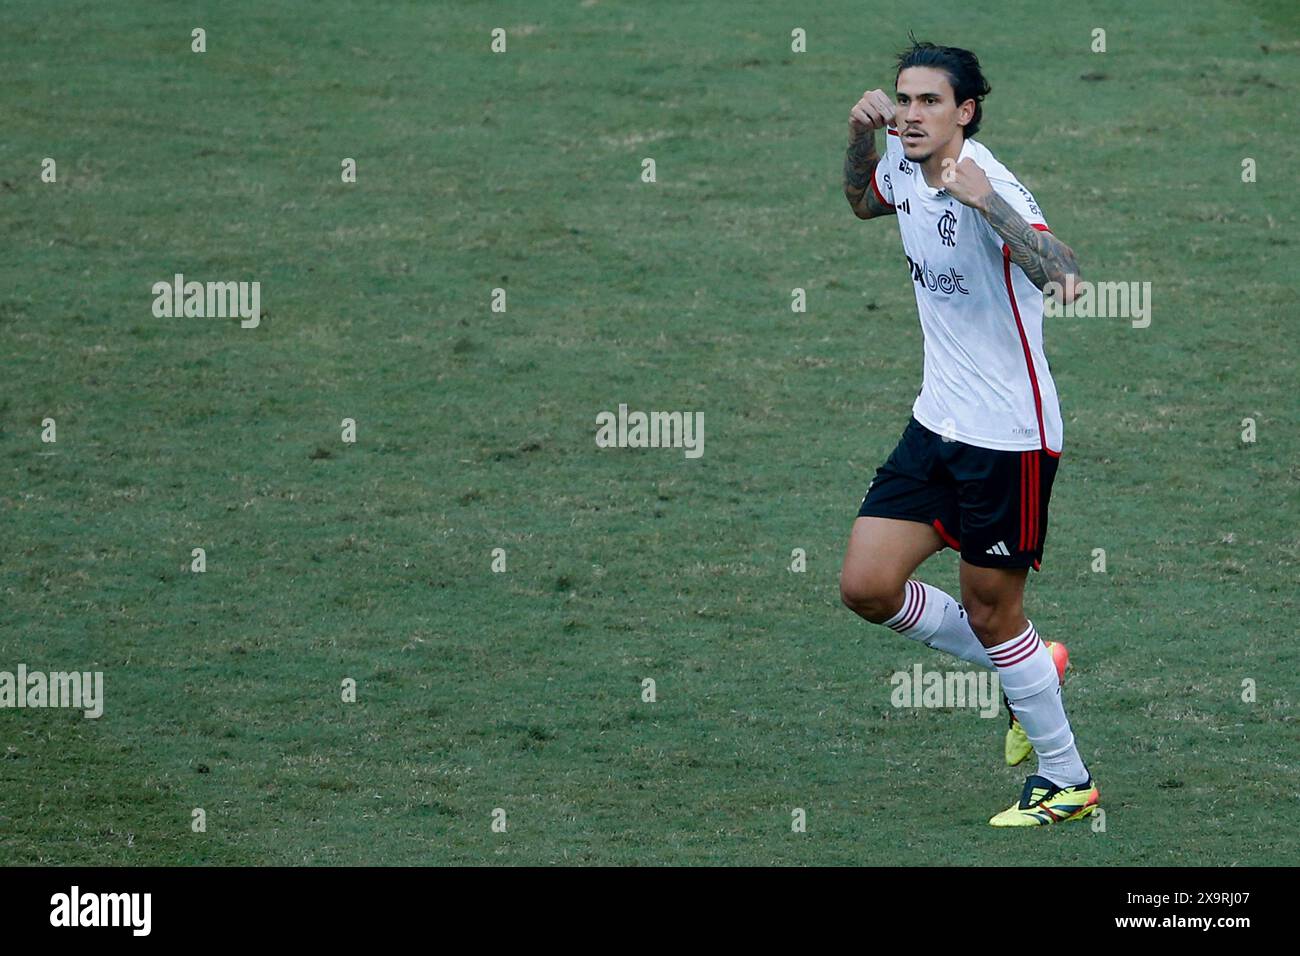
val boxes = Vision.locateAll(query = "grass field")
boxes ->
[1,0,1297,865]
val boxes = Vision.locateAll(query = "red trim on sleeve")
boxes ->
[869,171,894,210]
[1000,224,1052,257]
[886,127,900,137]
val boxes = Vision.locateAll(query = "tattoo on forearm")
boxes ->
[843,134,894,219]
[981,192,1080,290]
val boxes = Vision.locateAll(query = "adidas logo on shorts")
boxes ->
[985,541,1011,556]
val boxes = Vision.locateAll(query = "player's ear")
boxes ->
[956,98,976,130]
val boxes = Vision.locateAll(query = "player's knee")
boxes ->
[839,571,902,624]
[963,599,998,641]
[964,598,1020,643]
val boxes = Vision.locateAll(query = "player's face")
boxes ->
[895,67,970,163]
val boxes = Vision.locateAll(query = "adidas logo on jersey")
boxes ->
[985,541,1012,556]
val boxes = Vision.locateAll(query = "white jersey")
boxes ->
[871,127,1062,455]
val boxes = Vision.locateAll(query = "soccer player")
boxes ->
[839,41,1099,826]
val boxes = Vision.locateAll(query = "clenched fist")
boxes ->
[849,89,896,140]
[941,157,994,210]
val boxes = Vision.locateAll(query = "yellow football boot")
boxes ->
[990,773,1100,827]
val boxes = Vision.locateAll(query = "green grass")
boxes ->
[1,0,1296,865]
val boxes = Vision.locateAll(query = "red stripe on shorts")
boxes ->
[1031,454,1040,550]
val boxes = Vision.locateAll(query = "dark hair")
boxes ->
[895,39,991,138]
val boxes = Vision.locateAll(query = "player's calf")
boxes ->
[962,597,1029,647]
[958,563,1029,648]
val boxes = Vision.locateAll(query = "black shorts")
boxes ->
[857,417,1060,570]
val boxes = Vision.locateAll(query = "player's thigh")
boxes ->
[840,516,941,603]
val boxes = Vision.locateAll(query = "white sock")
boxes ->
[881,580,994,670]
[989,622,1088,787]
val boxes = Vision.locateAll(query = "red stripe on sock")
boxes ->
[898,581,925,631]
[904,580,926,630]
[887,581,916,631]
[898,581,918,630]
[988,627,1037,665]
[886,583,909,631]
[989,626,1036,657]
[996,630,1043,668]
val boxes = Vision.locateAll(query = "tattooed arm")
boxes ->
[844,88,897,220]
[944,157,1081,300]
[980,192,1081,295]
[844,133,895,219]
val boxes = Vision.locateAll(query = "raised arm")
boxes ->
[941,158,1081,299]
[844,89,897,220]
[980,192,1081,296]
[943,157,1082,300]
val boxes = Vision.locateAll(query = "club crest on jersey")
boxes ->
[937,209,957,247]
[904,253,969,296]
